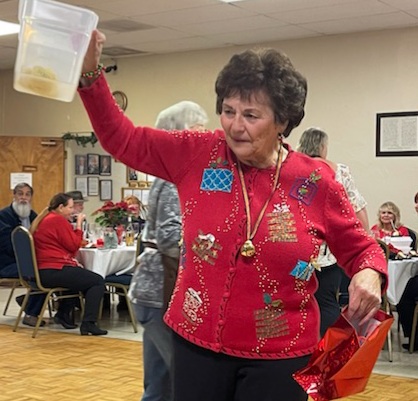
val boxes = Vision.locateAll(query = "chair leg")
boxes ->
[383,297,393,362]
[78,293,85,321]
[121,288,137,333]
[98,298,103,321]
[409,303,418,354]
[32,293,53,338]
[13,291,30,332]
[3,282,18,315]
[387,329,393,362]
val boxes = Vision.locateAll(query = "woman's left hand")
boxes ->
[345,268,382,326]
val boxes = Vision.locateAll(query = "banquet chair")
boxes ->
[100,273,137,333]
[376,239,389,260]
[0,277,22,315]
[11,226,84,338]
[408,300,418,354]
[377,239,394,361]
[406,227,417,251]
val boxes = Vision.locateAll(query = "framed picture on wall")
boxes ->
[87,176,99,196]
[87,153,100,174]
[99,155,112,176]
[127,167,149,187]
[127,167,138,184]
[75,177,88,198]
[376,111,418,157]
[121,187,150,206]
[100,179,113,201]
[75,154,87,175]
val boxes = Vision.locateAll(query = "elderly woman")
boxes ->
[77,30,387,401]
[371,201,410,256]
[129,100,208,401]
[30,193,107,336]
[297,127,370,336]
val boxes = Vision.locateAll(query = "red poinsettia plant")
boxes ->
[92,201,136,227]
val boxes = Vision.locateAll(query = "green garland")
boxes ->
[62,131,98,147]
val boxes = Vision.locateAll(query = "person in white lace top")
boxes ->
[297,127,369,336]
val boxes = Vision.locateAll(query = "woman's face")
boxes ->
[57,198,74,221]
[220,91,287,168]
[415,199,418,214]
[379,208,395,225]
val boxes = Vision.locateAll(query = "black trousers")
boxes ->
[39,266,105,322]
[314,264,343,337]
[397,276,418,341]
[172,333,310,401]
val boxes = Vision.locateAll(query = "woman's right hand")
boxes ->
[82,29,106,74]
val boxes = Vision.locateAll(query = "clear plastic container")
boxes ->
[14,0,98,102]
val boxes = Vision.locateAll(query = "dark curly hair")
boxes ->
[215,48,307,138]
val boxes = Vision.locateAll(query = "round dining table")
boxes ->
[77,244,137,278]
[386,258,418,305]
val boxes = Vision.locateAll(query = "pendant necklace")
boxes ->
[238,145,283,257]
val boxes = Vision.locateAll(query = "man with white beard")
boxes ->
[0,183,45,326]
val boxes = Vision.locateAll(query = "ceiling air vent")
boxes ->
[99,19,154,33]
[102,47,149,57]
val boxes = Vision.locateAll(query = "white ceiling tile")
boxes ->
[85,0,217,16]
[104,27,193,47]
[302,11,418,35]
[127,36,230,54]
[270,0,397,24]
[131,4,254,26]
[234,0,365,13]
[208,25,321,46]
[379,0,418,10]
[176,15,288,36]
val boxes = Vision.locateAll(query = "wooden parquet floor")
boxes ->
[0,324,143,401]
[0,324,416,401]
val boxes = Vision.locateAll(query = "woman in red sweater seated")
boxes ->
[371,201,410,257]
[30,192,107,336]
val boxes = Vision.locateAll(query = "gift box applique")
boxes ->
[289,170,322,205]
[200,157,233,192]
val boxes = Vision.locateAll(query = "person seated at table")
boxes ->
[30,192,107,336]
[297,127,370,335]
[397,275,418,351]
[123,195,146,232]
[371,201,409,258]
[66,190,88,227]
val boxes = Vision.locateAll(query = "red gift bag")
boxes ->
[293,309,393,401]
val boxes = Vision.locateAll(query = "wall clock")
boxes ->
[112,90,128,111]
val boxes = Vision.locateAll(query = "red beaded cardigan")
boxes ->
[79,75,387,359]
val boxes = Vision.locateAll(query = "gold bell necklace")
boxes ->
[238,146,283,257]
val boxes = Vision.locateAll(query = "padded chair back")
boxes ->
[406,227,417,251]
[11,226,46,292]
[376,239,390,261]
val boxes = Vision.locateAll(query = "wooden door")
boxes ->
[0,136,64,213]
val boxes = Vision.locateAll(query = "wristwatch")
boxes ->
[112,90,128,111]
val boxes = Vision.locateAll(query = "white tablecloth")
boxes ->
[386,259,418,304]
[77,244,137,278]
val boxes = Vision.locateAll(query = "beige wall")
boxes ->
[1,27,417,229]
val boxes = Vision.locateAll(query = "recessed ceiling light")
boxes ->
[219,0,246,3]
[0,20,20,36]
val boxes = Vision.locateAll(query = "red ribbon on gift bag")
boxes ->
[293,308,393,401]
